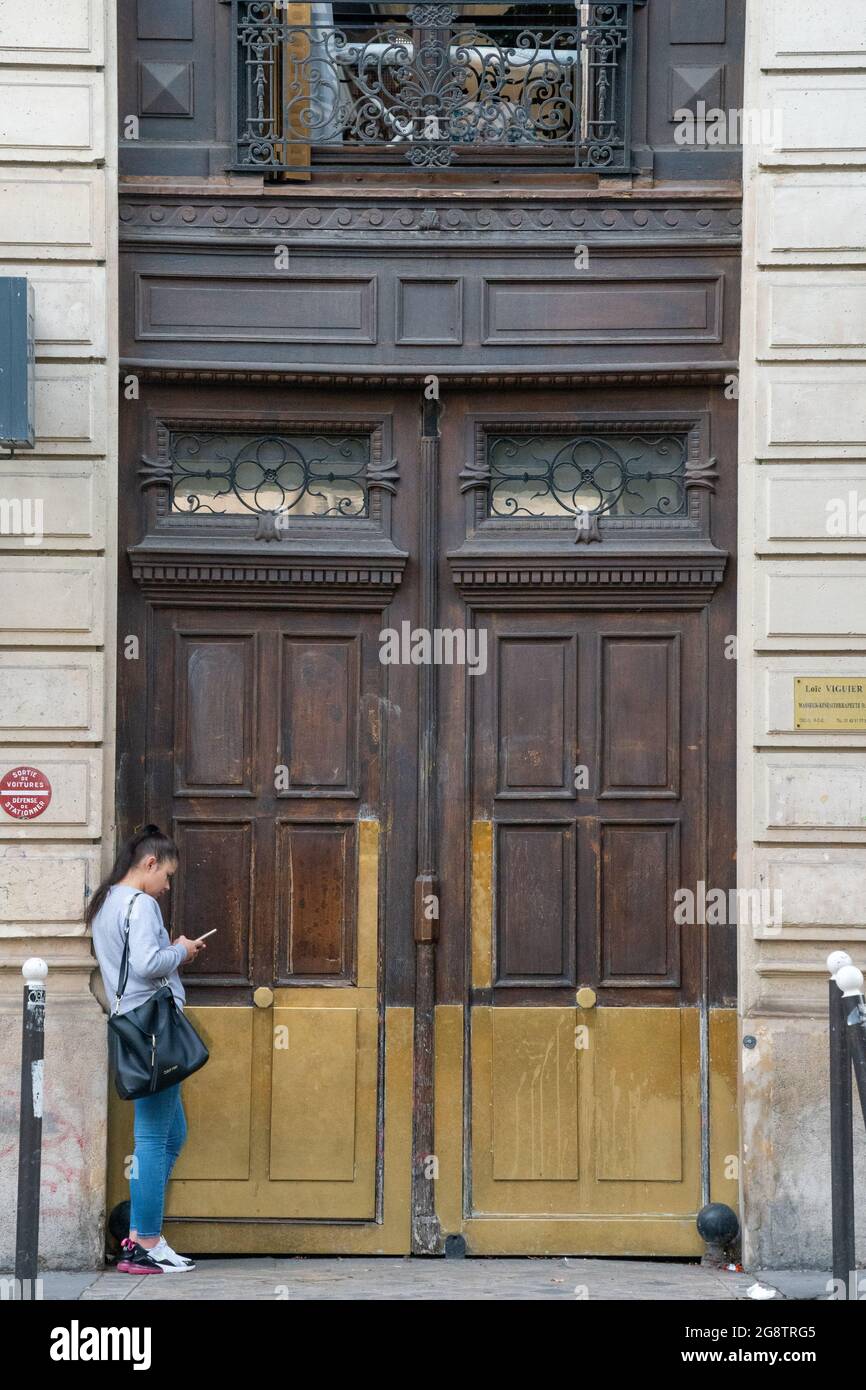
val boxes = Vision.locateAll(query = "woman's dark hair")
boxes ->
[84,824,178,928]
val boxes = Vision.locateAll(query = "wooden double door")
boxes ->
[111,382,738,1254]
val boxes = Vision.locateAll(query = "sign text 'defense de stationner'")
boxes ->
[0,766,52,820]
[794,678,866,731]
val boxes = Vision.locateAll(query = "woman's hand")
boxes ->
[175,935,207,962]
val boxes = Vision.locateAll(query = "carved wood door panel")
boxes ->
[466,610,707,1249]
[110,384,418,1253]
[149,607,383,1222]
[435,385,738,1256]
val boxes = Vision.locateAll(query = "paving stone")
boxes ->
[755,1269,861,1301]
[52,1257,759,1301]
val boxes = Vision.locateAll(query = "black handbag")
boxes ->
[107,891,209,1099]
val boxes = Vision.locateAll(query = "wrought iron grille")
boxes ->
[232,2,641,172]
[168,430,370,517]
[486,432,689,518]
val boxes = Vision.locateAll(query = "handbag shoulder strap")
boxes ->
[112,890,141,1015]
[112,890,170,1016]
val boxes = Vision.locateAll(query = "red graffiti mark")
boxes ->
[0,1089,88,1216]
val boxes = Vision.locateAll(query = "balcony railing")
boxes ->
[231,2,642,175]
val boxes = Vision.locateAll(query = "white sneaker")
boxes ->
[152,1236,196,1270]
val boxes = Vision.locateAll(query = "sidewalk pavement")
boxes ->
[2,1257,811,1301]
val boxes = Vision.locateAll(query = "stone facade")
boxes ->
[0,0,117,1268]
[738,0,866,1268]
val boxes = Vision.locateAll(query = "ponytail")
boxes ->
[84,823,178,928]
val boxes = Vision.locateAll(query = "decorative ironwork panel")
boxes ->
[232,1,639,172]
[486,432,689,518]
[169,430,371,518]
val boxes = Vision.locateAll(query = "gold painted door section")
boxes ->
[457,611,738,1255]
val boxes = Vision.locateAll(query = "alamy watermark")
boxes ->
[0,497,43,546]
[674,103,783,148]
[379,621,487,675]
[826,491,866,536]
[49,1321,151,1369]
[674,881,783,931]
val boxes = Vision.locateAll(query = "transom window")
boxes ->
[486,431,689,518]
[169,430,371,518]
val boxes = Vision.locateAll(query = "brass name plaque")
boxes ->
[794,677,866,731]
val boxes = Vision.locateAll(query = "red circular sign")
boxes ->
[0,766,52,820]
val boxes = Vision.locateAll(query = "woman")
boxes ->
[87,824,207,1274]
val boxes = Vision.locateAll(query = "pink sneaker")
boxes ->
[116,1237,139,1274]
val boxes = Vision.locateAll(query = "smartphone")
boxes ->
[196,928,217,941]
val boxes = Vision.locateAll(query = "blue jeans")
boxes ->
[129,1083,187,1238]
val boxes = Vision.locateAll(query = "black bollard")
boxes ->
[829,968,855,1298]
[14,959,47,1301]
[846,993,866,1129]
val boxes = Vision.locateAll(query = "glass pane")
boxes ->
[486,432,689,519]
[169,431,370,519]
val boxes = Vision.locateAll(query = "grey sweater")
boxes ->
[91,884,186,1016]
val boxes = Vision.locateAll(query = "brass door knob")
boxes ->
[576,986,597,1009]
[253,986,274,1009]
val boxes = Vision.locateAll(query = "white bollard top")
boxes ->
[827,950,853,977]
[22,958,48,987]
[836,964,865,998]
